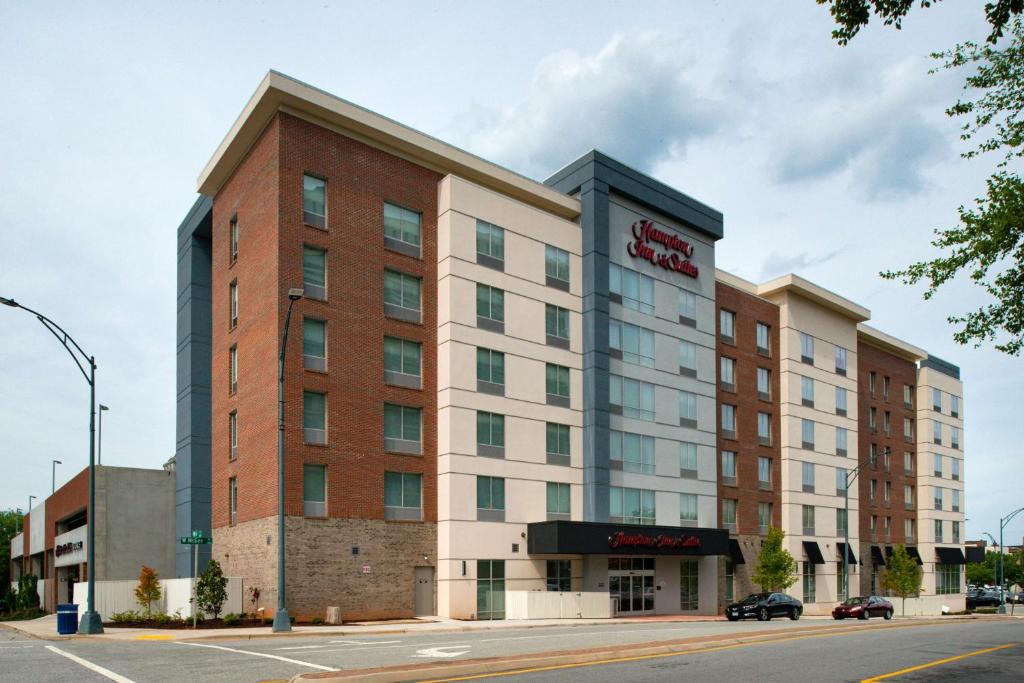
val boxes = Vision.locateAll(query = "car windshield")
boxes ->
[739,593,770,605]
[842,597,868,605]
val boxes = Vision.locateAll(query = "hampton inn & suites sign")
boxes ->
[627,219,699,278]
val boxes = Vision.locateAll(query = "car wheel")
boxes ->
[790,607,801,621]
[833,615,843,620]
[758,607,770,621]
[727,614,739,622]
[884,610,893,620]
[858,610,869,620]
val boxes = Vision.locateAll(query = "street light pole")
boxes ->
[1,296,103,634]
[997,507,1024,614]
[98,405,109,465]
[273,288,303,634]
[842,454,878,603]
[52,460,62,494]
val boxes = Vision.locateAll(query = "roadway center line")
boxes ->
[860,642,1022,682]
[173,641,337,671]
[44,645,136,683]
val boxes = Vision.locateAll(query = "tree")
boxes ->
[134,565,162,617]
[967,555,996,585]
[882,544,922,616]
[195,559,228,620]
[817,0,1023,45]
[0,509,22,609]
[752,526,799,592]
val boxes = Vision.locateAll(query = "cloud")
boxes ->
[444,32,724,179]
[759,247,846,281]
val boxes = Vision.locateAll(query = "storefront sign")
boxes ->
[627,219,699,278]
[607,531,701,550]
[55,540,83,557]
[53,526,87,567]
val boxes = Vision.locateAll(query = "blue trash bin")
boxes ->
[56,604,79,635]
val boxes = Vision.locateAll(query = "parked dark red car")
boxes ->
[832,595,893,620]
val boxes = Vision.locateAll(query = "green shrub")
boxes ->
[195,560,228,620]
[109,611,142,623]
[975,607,998,614]
[150,612,172,625]
[311,616,324,625]
[222,613,241,626]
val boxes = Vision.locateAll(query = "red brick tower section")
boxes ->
[715,280,781,609]
[210,111,439,620]
[856,339,918,596]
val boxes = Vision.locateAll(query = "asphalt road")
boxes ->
[0,617,1021,682]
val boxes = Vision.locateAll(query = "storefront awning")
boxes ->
[803,541,826,565]
[729,539,745,565]
[837,542,857,564]
[527,520,730,556]
[935,547,966,565]
[906,546,924,565]
[871,545,886,566]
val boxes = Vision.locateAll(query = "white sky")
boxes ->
[1,1,1020,544]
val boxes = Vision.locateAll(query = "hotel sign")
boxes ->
[527,520,727,556]
[627,219,699,278]
[607,531,701,551]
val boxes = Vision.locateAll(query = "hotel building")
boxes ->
[173,71,966,621]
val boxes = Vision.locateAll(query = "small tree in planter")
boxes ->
[752,526,798,592]
[196,559,228,621]
[882,544,922,617]
[247,586,260,621]
[134,565,162,617]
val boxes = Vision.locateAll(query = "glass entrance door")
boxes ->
[609,558,655,615]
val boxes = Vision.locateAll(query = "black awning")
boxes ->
[837,542,857,564]
[906,546,924,565]
[871,546,886,566]
[936,547,967,565]
[803,541,826,565]
[965,546,986,564]
[729,538,745,565]
[526,520,730,556]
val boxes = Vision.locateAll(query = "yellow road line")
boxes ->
[861,641,1021,682]
[133,635,174,640]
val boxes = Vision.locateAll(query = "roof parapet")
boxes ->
[857,323,928,362]
[756,273,870,322]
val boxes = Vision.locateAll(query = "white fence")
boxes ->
[73,578,244,620]
[505,591,612,619]
[890,594,966,616]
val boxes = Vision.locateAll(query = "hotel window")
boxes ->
[680,493,698,523]
[757,412,771,446]
[870,443,878,466]
[384,472,422,520]
[384,403,421,454]
[834,345,847,375]
[722,499,737,531]
[870,478,878,501]
[228,411,237,460]
[904,417,914,442]
[934,486,943,510]
[801,376,814,407]
[934,518,944,543]
[756,322,770,355]
[477,348,505,393]
[383,202,421,256]
[545,304,570,346]
[936,564,960,595]
[758,502,772,533]
[477,476,505,521]
[904,451,914,474]
[836,508,848,536]
[802,562,816,603]
[475,219,505,269]
[680,389,700,426]
[951,458,961,481]
[725,559,735,602]
[228,477,237,526]
[477,560,506,620]
[720,356,736,391]
[883,411,891,435]
[546,560,571,592]
[545,245,570,289]
[229,345,238,394]
[680,559,700,610]
[545,363,570,405]
[870,515,877,536]
[758,456,772,488]
[304,391,326,444]
[678,287,697,324]
[869,407,877,431]
[720,309,736,343]
[546,423,571,461]
[679,339,697,376]
[609,375,655,421]
[303,246,327,300]
[680,442,698,478]
[952,520,961,543]
[609,486,655,525]
[836,427,848,456]
[952,489,961,513]
[801,419,815,450]
[802,461,815,493]
[722,450,737,486]
[905,518,915,540]
[904,384,914,408]
[610,430,655,474]
[904,484,914,509]
[884,480,891,504]
[720,404,737,438]
[836,467,847,493]
[884,516,891,539]
[835,386,847,416]
[950,395,960,418]
[882,376,890,401]
[384,337,421,388]
[229,216,238,262]
[302,174,326,228]
[476,411,505,453]
[609,320,654,368]
[229,282,238,328]
[883,448,891,471]
[757,367,770,400]
[546,482,570,520]
[476,284,505,331]
[951,427,961,450]
[303,318,326,372]
[384,270,422,322]
[303,464,326,517]
[800,332,814,364]
[802,505,815,536]
[933,387,942,412]
[934,453,943,478]
[869,372,876,396]
[933,420,943,445]
[610,263,655,315]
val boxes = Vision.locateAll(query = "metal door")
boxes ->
[414,566,434,616]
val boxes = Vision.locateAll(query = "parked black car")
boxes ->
[967,588,1003,609]
[726,592,803,621]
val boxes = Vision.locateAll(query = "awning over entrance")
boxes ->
[526,521,730,556]
[906,546,924,565]
[837,542,857,564]
[935,547,967,565]
[803,541,826,565]
[871,546,886,566]
[729,539,745,565]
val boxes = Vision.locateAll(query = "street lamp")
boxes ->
[0,295,104,634]
[52,460,62,494]
[997,506,1024,614]
[273,287,303,633]
[841,452,881,602]
[98,405,109,465]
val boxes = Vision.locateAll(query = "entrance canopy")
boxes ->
[527,521,729,556]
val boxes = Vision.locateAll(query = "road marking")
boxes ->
[274,645,328,651]
[44,645,136,683]
[860,642,1022,682]
[414,646,472,658]
[134,635,173,640]
[0,645,35,649]
[328,639,401,645]
[172,641,336,671]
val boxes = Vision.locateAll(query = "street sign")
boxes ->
[179,537,211,544]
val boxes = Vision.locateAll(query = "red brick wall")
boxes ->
[716,282,781,533]
[44,467,90,548]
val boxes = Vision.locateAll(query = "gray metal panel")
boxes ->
[920,354,961,380]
